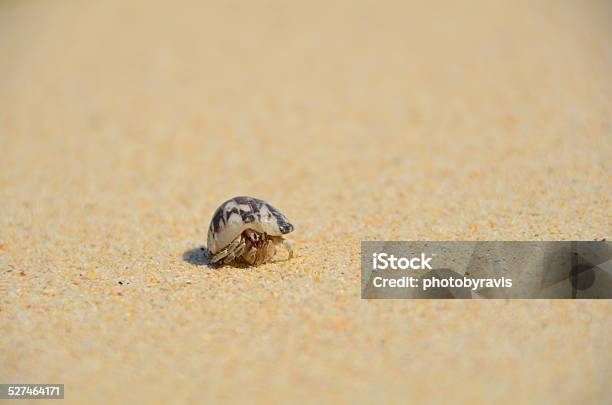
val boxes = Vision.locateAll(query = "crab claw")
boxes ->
[282,239,294,259]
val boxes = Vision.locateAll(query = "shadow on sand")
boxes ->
[182,246,212,266]
[182,246,275,269]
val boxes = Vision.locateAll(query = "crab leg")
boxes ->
[282,239,294,259]
[211,237,242,264]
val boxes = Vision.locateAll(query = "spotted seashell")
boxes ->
[207,196,294,256]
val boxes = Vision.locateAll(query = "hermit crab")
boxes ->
[207,196,295,266]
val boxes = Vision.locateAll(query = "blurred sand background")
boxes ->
[1,0,611,403]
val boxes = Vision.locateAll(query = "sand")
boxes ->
[1,0,611,403]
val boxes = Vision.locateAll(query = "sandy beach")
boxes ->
[1,0,611,403]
